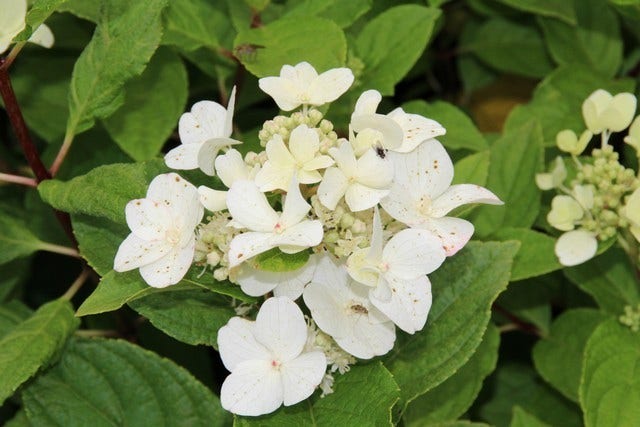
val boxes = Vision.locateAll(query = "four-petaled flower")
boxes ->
[218,297,327,416]
[114,173,204,287]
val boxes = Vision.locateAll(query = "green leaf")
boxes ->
[235,362,399,426]
[403,324,500,425]
[461,18,554,79]
[470,120,543,237]
[102,49,188,161]
[72,214,128,276]
[21,338,230,426]
[564,248,640,314]
[478,363,582,427]
[129,290,235,348]
[0,299,79,405]
[234,17,347,78]
[510,406,552,427]
[0,258,30,302]
[402,100,488,152]
[533,309,610,402]
[539,0,622,78]
[38,160,168,224]
[0,300,32,338]
[495,277,554,336]
[495,0,576,24]
[504,66,635,146]
[384,241,519,409]
[356,5,441,95]
[14,0,68,41]
[283,0,372,28]
[66,0,168,138]
[162,0,233,50]
[0,209,49,264]
[491,228,562,281]
[251,248,310,272]
[453,151,490,186]
[580,319,640,427]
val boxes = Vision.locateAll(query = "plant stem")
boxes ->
[62,268,91,301]
[3,42,26,70]
[38,242,80,258]
[75,329,120,338]
[0,172,37,187]
[49,133,74,177]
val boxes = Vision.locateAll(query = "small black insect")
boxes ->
[375,146,387,159]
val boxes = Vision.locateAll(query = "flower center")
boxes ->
[270,359,282,371]
[165,227,182,245]
[273,222,284,234]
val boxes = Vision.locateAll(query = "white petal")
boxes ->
[380,184,423,225]
[224,86,236,137]
[281,352,327,405]
[318,167,349,210]
[165,143,201,170]
[292,62,319,85]
[217,317,271,371]
[351,114,403,150]
[602,92,636,132]
[346,248,379,287]
[227,180,279,232]
[345,183,389,212]
[255,297,307,362]
[146,173,197,213]
[125,198,171,240]
[289,125,320,163]
[330,140,357,173]
[279,178,311,229]
[334,312,396,359]
[388,107,446,153]
[383,229,446,279]
[582,89,612,134]
[430,184,503,218]
[275,220,324,250]
[228,232,275,267]
[355,148,394,188]
[179,101,227,145]
[138,238,195,287]
[308,68,354,105]
[197,137,242,176]
[255,160,294,192]
[198,186,227,212]
[113,234,170,272]
[353,90,382,116]
[258,76,300,111]
[368,207,384,263]
[28,24,54,48]
[215,149,248,188]
[220,360,283,416]
[417,216,475,256]
[555,230,598,267]
[370,274,432,334]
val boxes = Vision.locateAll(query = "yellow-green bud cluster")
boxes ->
[258,108,339,153]
[620,303,640,332]
[573,145,639,240]
[194,212,242,282]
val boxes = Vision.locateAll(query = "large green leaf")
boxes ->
[234,17,347,78]
[539,0,622,78]
[460,18,554,78]
[402,100,488,153]
[0,300,32,338]
[384,241,519,409]
[533,309,610,402]
[283,0,372,28]
[504,66,635,146]
[580,319,640,427]
[403,324,500,425]
[21,338,230,426]
[0,299,79,405]
[564,248,640,314]
[38,160,168,224]
[494,276,554,336]
[492,227,562,281]
[510,406,551,427]
[495,0,576,24]
[0,259,30,302]
[0,209,61,265]
[65,0,168,138]
[235,362,399,426]
[103,48,188,161]
[162,0,233,50]
[470,120,543,238]
[453,151,490,187]
[129,290,235,348]
[356,5,440,95]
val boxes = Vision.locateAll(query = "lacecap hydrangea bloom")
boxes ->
[113,61,503,416]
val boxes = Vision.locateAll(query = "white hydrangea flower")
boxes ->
[556,129,592,156]
[582,89,637,134]
[258,62,354,111]
[381,139,503,256]
[165,87,240,176]
[623,116,640,156]
[317,140,393,212]
[535,156,567,191]
[254,124,334,191]
[114,173,204,288]
[303,254,396,358]
[236,255,318,300]
[218,297,327,416]
[621,188,640,242]
[0,0,54,54]
[226,179,323,267]
[198,149,259,212]
[547,195,583,231]
[346,208,445,333]
[351,89,446,153]
[555,230,598,266]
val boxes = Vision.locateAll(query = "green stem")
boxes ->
[62,268,91,301]
[38,242,80,258]
[49,132,74,177]
[0,172,37,187]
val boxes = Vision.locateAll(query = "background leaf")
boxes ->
[492,228,562,281]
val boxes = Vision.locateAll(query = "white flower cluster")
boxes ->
[537,89,640,267]
[113,62,503,416]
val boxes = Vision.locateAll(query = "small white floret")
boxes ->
[555,230,598,266]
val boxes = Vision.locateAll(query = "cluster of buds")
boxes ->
[537,90,640,266]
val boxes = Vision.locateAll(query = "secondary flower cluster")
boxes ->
[114,62,503,416]
[536,89,640,267]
